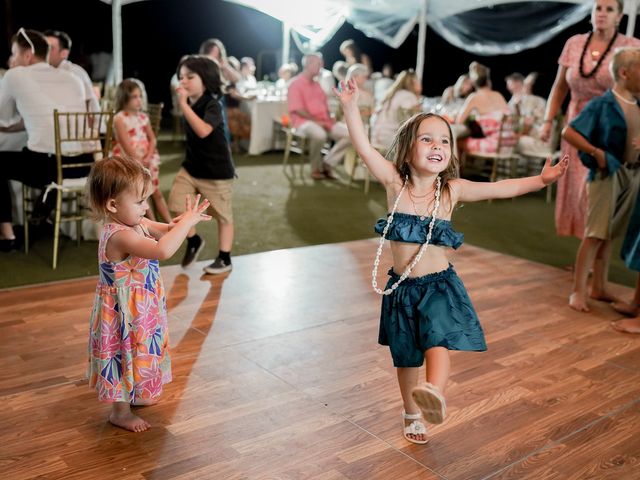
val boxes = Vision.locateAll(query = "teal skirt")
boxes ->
[379,265,487,367]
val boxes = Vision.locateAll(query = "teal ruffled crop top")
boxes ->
[374,212,464,249]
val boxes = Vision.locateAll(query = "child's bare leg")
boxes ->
[612,274,640,316]
[152,189,172,224]
[109,401,151,432]
[425,346,450,393]
[590,240,622,303]
[396,367,426,442]
[410,347,449,424]
[570,237,602,312]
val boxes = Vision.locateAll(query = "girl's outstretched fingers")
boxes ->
[198,199,211,218]
[542,154,569,184]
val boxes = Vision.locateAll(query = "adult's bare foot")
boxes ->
[611,318,640,334]
[612,301,640,317]
[569,292,590,312]
[589,288,623,304]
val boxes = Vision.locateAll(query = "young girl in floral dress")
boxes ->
[113,78,172,223]
[86,156,211,432]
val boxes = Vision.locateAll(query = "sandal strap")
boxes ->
[404,420,427,435]
[403,411,422,420]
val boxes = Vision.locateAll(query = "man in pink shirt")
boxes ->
[287,53,350,179]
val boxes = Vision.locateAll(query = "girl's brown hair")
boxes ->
[87,156,151,220]
[114,78,142,112]
[386,112,459,206]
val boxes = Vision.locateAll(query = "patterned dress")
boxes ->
[112,111,161,190]
[88,223,171,403]
[464,109,516,154]
[556,33,640,238]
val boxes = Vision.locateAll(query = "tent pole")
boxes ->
[626,0,638,37]
[416,0,428,81]
[112,0,123,85]
[282,21,291,65]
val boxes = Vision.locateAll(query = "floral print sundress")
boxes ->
[88,223,171,403]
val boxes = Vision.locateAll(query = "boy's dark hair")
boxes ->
[43,30,72,51]
[177,55,224,97]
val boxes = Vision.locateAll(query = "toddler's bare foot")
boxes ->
[109,409,151,432]
[569,292,590,312]
[612,301,640,317]
[611,318,640,334]
[589,288,623,304]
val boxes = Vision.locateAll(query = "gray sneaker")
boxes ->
[181,235,205,267]
[203,256,232,274]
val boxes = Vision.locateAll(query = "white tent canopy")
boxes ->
[101,0,640,83]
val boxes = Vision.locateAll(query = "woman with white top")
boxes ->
[370,69,422,150]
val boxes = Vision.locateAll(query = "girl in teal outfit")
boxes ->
[335,79,569,444]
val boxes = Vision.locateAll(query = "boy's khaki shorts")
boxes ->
[168,168,233,224]
[585,165,640,240]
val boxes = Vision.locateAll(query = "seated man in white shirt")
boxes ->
[44,29,100,112]
[0,28,89,251]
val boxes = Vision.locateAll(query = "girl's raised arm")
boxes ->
[334,80,398,186]
[452,155,569,202]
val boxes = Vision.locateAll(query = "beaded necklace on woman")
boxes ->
[372,175,441,295]
[579,30,618,79]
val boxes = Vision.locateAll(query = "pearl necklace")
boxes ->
[612,87,638,106]
[372,176,441,295]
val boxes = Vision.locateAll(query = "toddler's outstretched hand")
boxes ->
[170,194,211,229]
[333,79,358,106]
[541,154,569,185]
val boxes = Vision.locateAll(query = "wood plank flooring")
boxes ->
[1,239,639,479]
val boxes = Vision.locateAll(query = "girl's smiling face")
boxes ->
[411,117,452,175]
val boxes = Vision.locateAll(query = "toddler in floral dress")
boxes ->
[113,78,171,223]
[87,156,211,432]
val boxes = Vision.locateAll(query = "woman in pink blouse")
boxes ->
[541,0,640,240]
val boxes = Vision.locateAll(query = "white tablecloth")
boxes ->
[248,98,288,155]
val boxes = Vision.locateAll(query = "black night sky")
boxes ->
[2,0,633,115]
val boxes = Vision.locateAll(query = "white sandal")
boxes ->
[411,382,446,424]
[402,411,429,444]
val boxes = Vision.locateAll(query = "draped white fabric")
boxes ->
[223,0,607,55]
[99,0,639,81]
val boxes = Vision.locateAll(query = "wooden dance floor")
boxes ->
[2,239,640,479]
